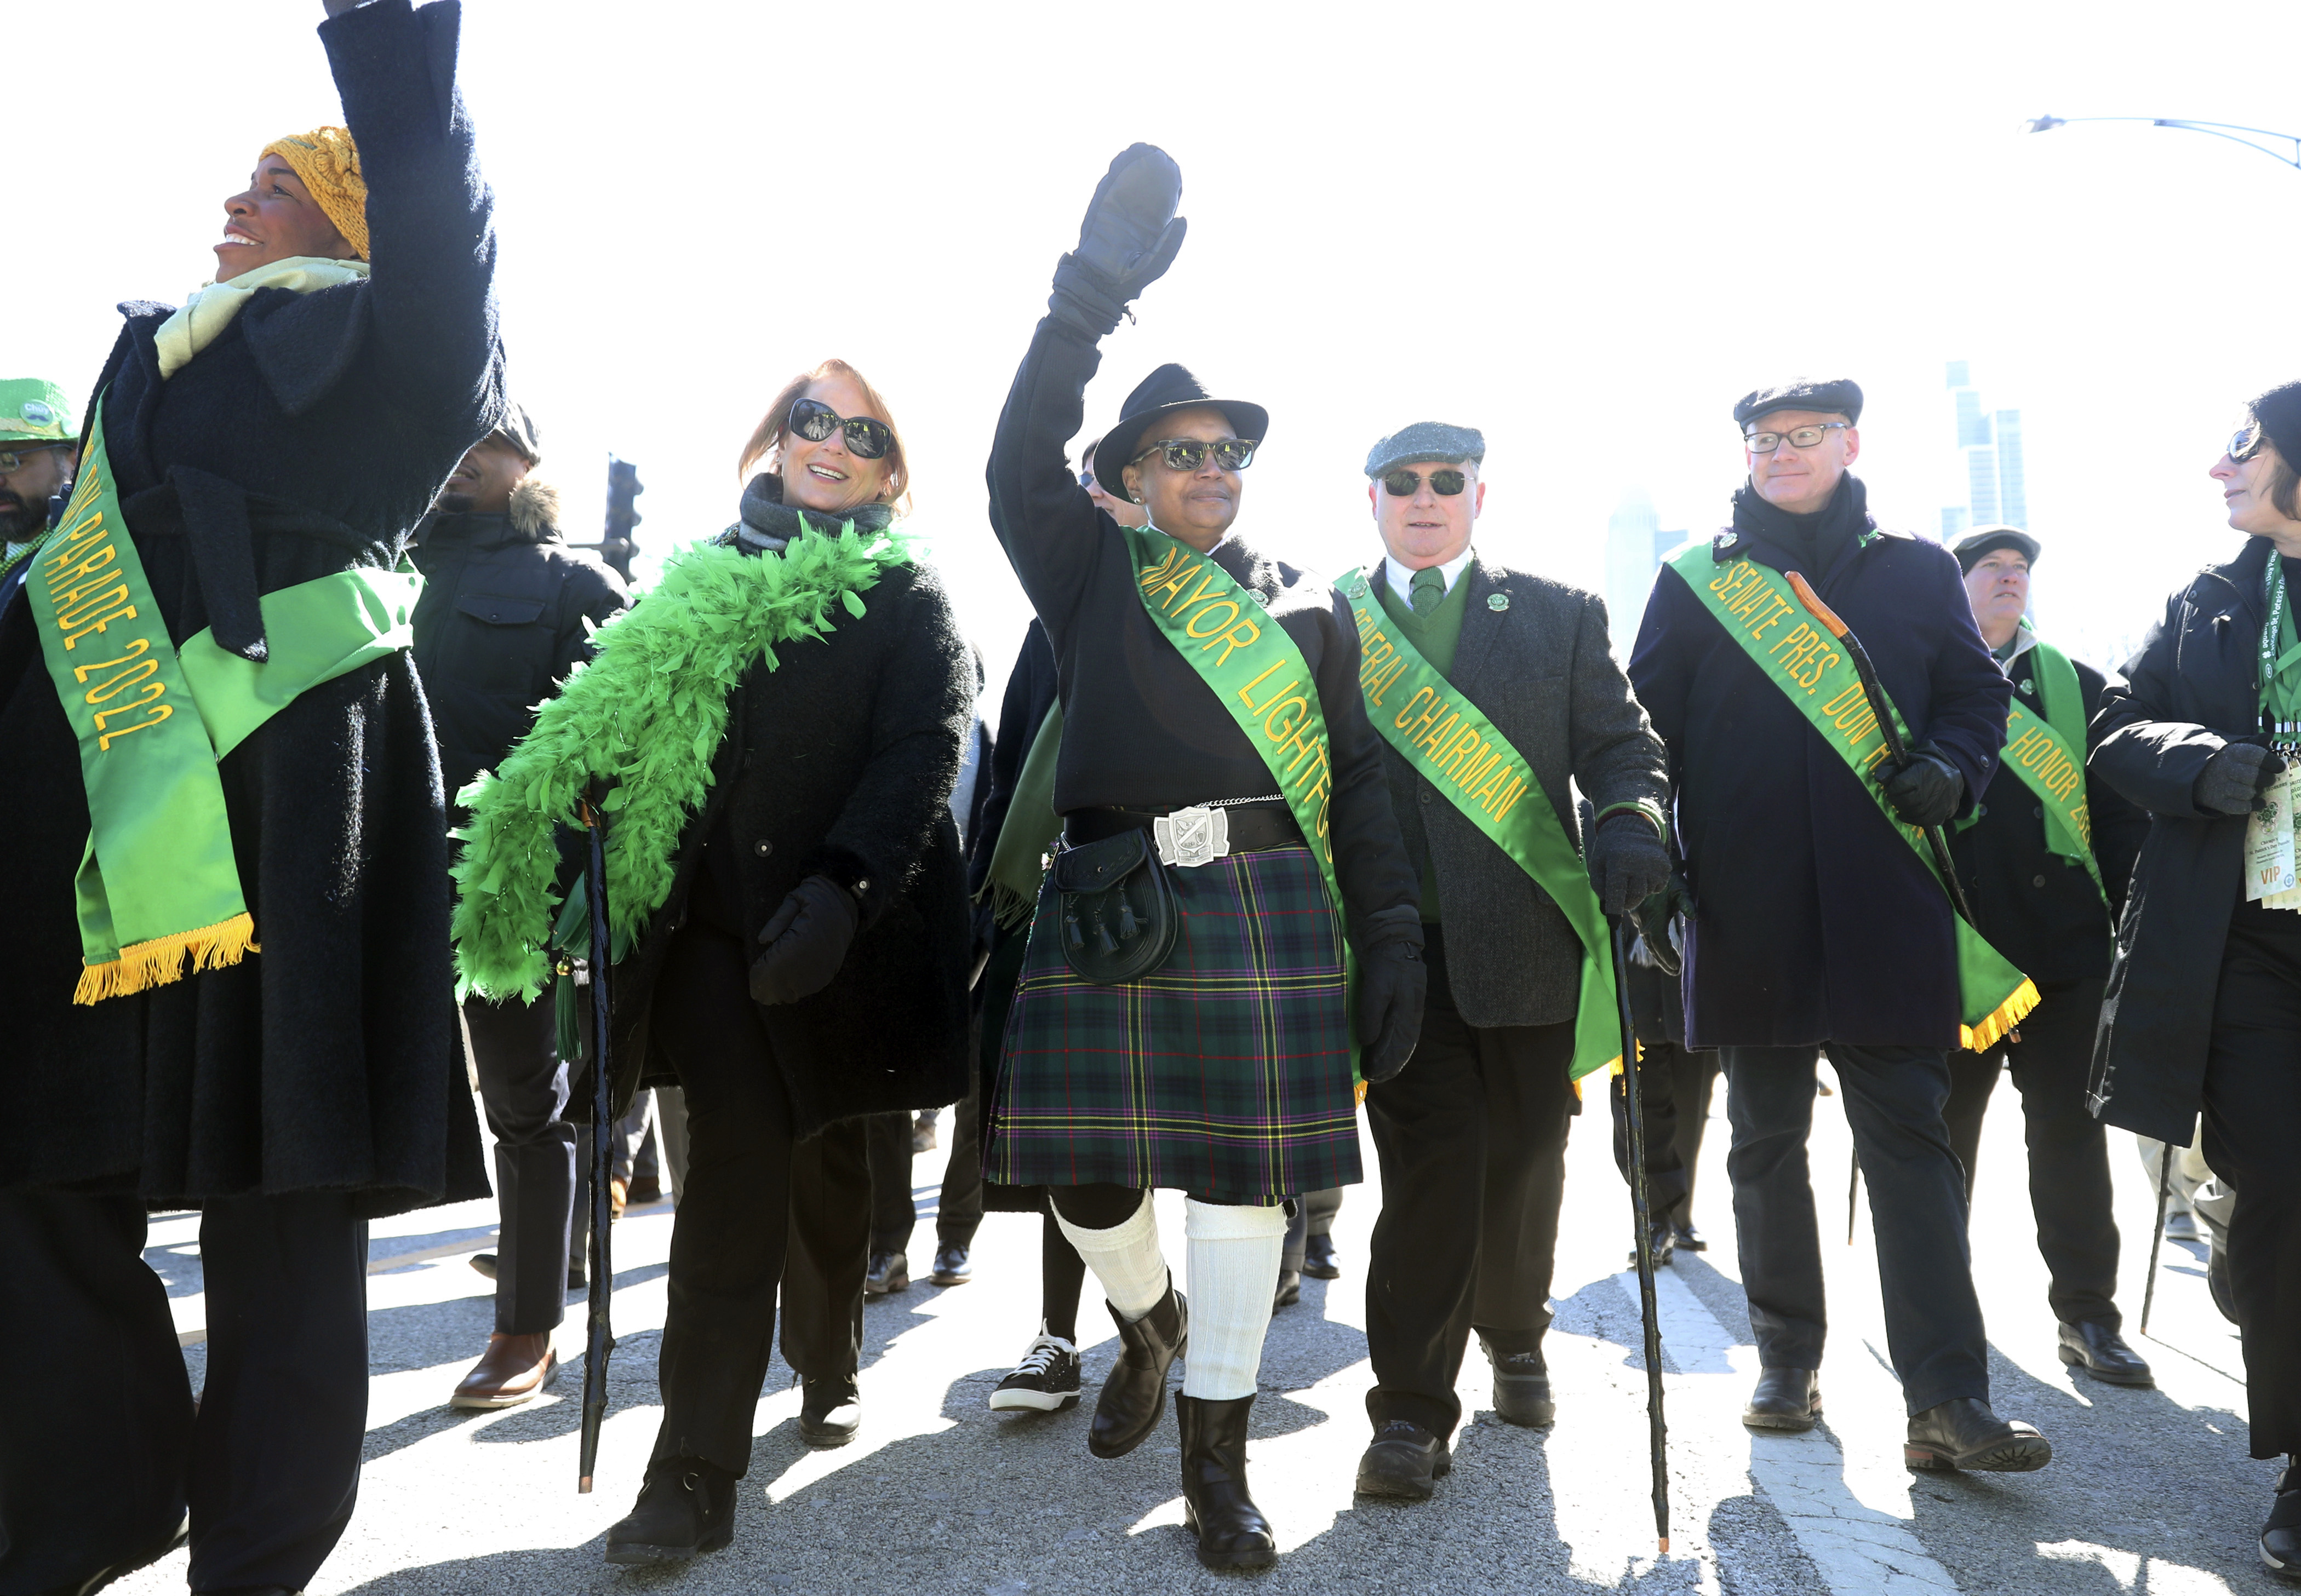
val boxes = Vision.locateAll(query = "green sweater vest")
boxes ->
[1377,560,1475,921]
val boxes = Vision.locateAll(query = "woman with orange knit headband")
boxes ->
[0,2,500,1593]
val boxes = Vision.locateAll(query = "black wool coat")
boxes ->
[609,547,975,1143]
[1367,558,1668,1029]
[0,0,497,1216]
[2088,536,2283,1144]
[1628,509,2012,1050]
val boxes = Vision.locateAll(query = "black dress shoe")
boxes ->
[863,1248,908,1296]
[1484,1341,1556,1427]
[2262,1462,2301,1583]
[1302,1234,1342,1279]
[929,1243,972,1286]
[1177,1393,1278,1569]
[1743,1368,1821,1432]
[1904,1398,2051,1472]
[2057,1319,2154,1387]
[1673,1222,1708,1252]
[1088,1279,1188,1459]
[1355,1420,1452,1501]
[1272,1267,1302,1310]
[1627,1220,1676,1270]
[603,1457,738,1564]
[797,1374,861,1448]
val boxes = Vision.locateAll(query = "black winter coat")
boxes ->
[0,0,496,1216]
[410,476,627,810]
[1628,509,2012,1049]
[609,542,975,1143]
[2088,536,2285,1144]
[1947,641,2145,985]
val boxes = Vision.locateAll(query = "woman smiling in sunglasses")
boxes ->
[983,146,1423,1571]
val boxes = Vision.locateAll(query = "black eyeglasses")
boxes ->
[1129,438,1258,473]
[1381,468,1467,497]
[2232,423,2267,463]
[1744,422,1849,454]
[788,398,894,461]
[0,443,67,475]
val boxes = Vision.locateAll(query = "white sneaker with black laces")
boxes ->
[988,1327,1082,1413]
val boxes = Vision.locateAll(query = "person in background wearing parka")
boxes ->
[452,358,973,1568]
[1629,378,2052,1474]
[1939,526,2151,1389]
[2087,383,2301,1583]
[411,404,628,1412]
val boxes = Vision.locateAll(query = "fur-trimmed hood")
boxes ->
[508,473,562,541]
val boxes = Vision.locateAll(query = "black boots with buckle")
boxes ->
[1177,1393,1278,1569]
[1087,1278,1188,1459]
[603,1456,739,1564]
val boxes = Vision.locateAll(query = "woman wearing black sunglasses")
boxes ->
[2088,383,2301,1583]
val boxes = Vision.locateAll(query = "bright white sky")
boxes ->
[13,0,2294,699]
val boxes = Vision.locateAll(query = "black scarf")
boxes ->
[1731,472,1871,576]
[733,472,895,553]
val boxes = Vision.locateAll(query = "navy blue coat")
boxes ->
[1628,504,2012,1049]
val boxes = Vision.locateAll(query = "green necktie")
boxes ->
[1411,565,1446,616]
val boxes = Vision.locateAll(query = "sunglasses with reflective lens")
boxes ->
[1381,468,1468,497]
[788,397,895,461]
[0,443,67,475]
[1744,422,1848,454]
[2232,423,2267,463]
[1130,438,1258,473]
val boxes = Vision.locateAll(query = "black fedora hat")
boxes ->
[1096,363,1269,493]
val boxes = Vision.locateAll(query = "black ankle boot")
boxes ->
[603,1456,739,1564]
[2263,1461,2301,1582]
[1176,1393,1278,1570]
[1087,1278,1188,1459]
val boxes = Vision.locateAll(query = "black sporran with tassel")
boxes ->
[1049,829,1180,984]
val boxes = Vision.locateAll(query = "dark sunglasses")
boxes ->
[1130,437,1258,473]
[2232,422,2267,463]
[1381,468,1467,497]
[788,397,894,461]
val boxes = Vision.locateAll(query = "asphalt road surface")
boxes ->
[113,1062,2269,1595]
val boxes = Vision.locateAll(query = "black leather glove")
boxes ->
[2195,739,2286,816]
[1048,143,1187,341]
[1355,909,1427,1085]
[1587,813,1672,916]
[1631,868,1695,979]
[1876,742,1965,828]
[749,874,860,1006]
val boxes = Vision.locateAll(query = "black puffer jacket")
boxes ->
[411,475,627,810]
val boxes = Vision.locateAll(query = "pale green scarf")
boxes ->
[154,255,370,379]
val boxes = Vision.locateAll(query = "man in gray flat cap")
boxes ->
[1342,421,1672,1501]
[1629,380,2052,1474]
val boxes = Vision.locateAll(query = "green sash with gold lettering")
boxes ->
[1665,541,2038,1050]
[1982,628,2104,902]
[1337,567,1622,1081]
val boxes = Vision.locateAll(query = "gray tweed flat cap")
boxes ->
[1365,421,1485,477]
[1732,378,1863,430]
[489,401,543,464]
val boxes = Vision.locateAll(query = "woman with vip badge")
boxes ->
[983,144,1424,1570]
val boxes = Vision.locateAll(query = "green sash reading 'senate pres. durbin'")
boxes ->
[1666,542,2038,1050]
[1338,567,1622,1082]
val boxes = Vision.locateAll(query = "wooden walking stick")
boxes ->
[2140,1140,2176,1337]
[577,785,619,1494]
[1613,915,1672,1557]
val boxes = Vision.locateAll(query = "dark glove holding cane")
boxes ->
[1875,742,1965,828]
[1355,905,1427,1084]
[1632,867,1695,979]
[749,874,861,1006]
[1587,813,1672,916]
[1048,143,1187,342]
[2194,738,2286,816]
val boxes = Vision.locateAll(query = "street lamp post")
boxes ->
[2025,114,2301,171]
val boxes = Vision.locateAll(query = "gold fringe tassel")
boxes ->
[1960,977,2041,1054]
[73,912,259,1005]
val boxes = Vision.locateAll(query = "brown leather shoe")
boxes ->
[451,1331,557,1409]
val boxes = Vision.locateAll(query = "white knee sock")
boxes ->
[1054,1191,1169,1322]
[1181,1198,1286,1400]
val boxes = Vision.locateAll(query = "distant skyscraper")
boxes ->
[1943,361,2028,539]
[1604,488,1687,654]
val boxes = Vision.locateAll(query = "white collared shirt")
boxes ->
[1382,544,1475,602]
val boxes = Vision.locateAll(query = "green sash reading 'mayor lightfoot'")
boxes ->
[1338,567,1621,1082]
[1665,542,2038,1050]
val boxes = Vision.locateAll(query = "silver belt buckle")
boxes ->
[1153,804,1228,868]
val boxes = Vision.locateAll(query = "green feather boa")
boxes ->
[450,523,917,1001]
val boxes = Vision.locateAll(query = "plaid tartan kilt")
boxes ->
[985,842,1361,1203]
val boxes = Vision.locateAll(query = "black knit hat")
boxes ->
[1095,364,1269,495]
[1733,377,1864,430]
[2250,381,2301,469]
[1951,525,2040,575]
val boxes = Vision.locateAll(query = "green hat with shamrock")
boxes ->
[0,380,73,446]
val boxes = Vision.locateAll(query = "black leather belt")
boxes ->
[1064,802,1302,853]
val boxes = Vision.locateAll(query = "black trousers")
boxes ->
[1721,1042,1987,1414]
[1609,1041,1720,1232]
[647,924,871,1476]
[463,991,575,1335]
[1363,928,1577,1440]
[937,1065,984,1245]
[1280,1186,1344,1273]
[0,1189,367,1595]
[863,1111,917,1254]
[1942,975,2121,1328]
[2202,909,2301,1457]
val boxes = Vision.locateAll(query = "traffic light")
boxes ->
[600,456,642,582]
